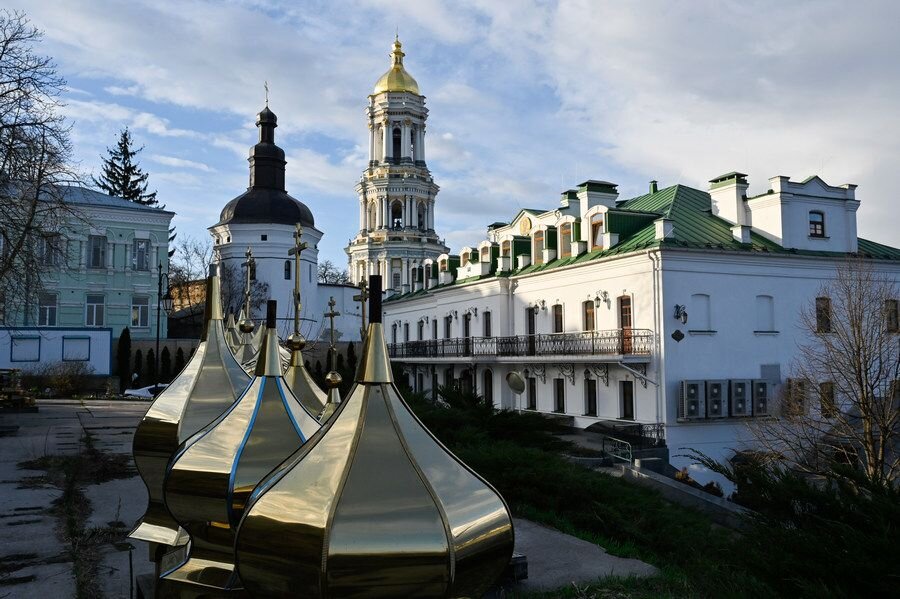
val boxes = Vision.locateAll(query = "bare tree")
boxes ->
[169,236,212,332]
[219,260,268,318]
[317,259,350,285]
[751,258,900,488]
[0,10,78,325]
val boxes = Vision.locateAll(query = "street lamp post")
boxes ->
[155,261,174,394]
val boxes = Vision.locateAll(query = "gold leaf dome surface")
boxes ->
[372,37,420,95]
[130,271,250,548]
[162,305,321,593]
[235,295,514,598]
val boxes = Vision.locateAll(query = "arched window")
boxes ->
[533,230,545,265]
[392,271,401,290]
[417,202,426,229]
[439,260,448,272]
[480,247,490,262]
[392,128,401,162]
[483,369,493,405]
[590,214,604,250]
[559,223,572,258]
[816,297,832,333]
[501,240,511,256]
[809,211,825,238]
[755,295,774,331]
[691,293,711,330]
[391,201,403,228]
[284,260,291,280]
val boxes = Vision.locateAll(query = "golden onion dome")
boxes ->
[372,37,420,95]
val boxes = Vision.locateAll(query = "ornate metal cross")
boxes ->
[287,224,308,334]
[352,279,369,340]
[241,247,255,318]
[324,296,341,369]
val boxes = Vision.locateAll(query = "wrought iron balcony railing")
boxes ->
[388,329,653,359]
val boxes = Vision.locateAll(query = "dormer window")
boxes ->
[590,214,604,249]
[533,231,544,266]
[559,223,572,258]
[809,211,825,238]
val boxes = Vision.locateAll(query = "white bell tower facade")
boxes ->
[346,37,448,294]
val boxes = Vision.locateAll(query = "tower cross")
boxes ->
[264,81,269,106]
[352,279,369,339]
[287,224,308,334]
[241,247,255,319]
[324,296,341,369]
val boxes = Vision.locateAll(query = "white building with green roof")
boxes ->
[382,172,900,480]
[0,186,174,376]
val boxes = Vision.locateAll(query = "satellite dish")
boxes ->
[506,371,526,394]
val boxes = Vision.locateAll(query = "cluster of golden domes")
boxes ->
[129,272,514,598]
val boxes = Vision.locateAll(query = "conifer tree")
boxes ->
[133,349,143,386]
[174,347,186,375]
[92,127,158,205]
[161,346,172,382]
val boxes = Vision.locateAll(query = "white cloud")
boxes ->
[148,154,214,172]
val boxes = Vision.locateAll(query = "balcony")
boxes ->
[388,329,653,362]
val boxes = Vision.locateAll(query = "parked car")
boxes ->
[123,384,169,399]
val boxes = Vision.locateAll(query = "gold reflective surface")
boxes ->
[283,348,327,417]
[130,273,250,547]
[162,325,321,592]
[235,322,514,598]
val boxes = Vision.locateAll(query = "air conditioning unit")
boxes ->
[752,380,772,416]
[680,380,706,420]
[705,380,728,418]
[729,380,752,417]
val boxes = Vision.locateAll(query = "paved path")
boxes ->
[0,399,154,598]
[1,400,657,597]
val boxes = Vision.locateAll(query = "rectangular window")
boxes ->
[591,216,604,249]
[559,223,572,258]
[393,271,401,290]
[585,378,598,416]
[88,236,107,269]
[819,381,836,419]
[38,293,57,326]
[583,300,595,331]
[527,377,537,410]
[417,321,423,341]
[444,316,452,339]
[755,295,775,332]
[39,235,61,266]
[432,319,438,340]
[483,311,492,337]
[809,211,825,237]
[885,299,899,333]
[533,231,544,265]
[554,378,565,413]
[785,378,808,415]
[131,296,149,328]
[552,304,563,333]
[403,322,409,342]
[391,324,397,345]
[815,297,832,333]
[86,294,104,326]
[133,239,150,271]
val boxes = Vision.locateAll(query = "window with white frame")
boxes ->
[755,295,775,332]
[133,239,150,271]
[86,294,105,326]
[88,236,107,269]
[483,311,492,337]
[691,293,711,331]
[131,296,149,328]
[39,235,62,266]
[38,293,57,326]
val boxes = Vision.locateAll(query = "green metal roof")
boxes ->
[385,183,900,302]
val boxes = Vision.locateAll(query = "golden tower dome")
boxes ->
[372,36,420,95]
[235,276,515,598]
[130,266,250,553]
[161,300,321,594]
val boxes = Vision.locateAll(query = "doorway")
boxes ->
[526,307,536,356]
[618,295,633,354]
[620,380,634,420]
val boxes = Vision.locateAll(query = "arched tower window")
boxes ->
[392,128,401,163]
[284,260,291,280]
[391,201,403,228]
[417,202,426,230]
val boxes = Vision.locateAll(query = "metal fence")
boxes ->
[388,328,653,359]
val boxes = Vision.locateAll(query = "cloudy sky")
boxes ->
[20,0,900,264]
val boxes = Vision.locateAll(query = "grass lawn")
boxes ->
[404,390,775,598]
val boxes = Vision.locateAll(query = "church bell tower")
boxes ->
[345,37,448,294]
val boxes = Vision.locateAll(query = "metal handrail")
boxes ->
[388,328,653,359]
[601,435,633,464]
